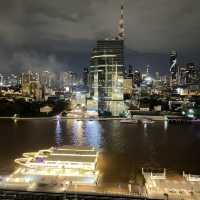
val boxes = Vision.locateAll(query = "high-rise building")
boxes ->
[2,74,20,87]
[40,71,51,89]
[155,72,160,80]
[83,68,89,86]
[133,70,142,87]
[0,74,3,86]
[178,63,200,86]
[87,2,126,116]
[128,65,133,76]
[21,71,42,101]
[123,77,133,96]
[40,71,57,89]
[185,63,200,84]
[22,71,39,86]
[125,65,134,79]
[169,50,178,86]
[88,39,125,116]
[59,71,76,92]
[40,71,57,99]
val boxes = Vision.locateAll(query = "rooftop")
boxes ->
[55,145,96,151]
[15,145,98,168]
[51,149,97,156]
[45,155,96,163]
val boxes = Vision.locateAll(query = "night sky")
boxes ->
[0,0,200,75]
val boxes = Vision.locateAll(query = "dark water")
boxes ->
[0,119,200,182]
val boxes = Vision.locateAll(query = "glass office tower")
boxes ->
[88,39,125,116]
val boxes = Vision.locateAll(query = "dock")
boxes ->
[142,168,200,199]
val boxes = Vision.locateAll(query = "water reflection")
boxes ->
[85,120,102,149]
[71,120,86,145]
[55,120,62,146]
[70,120,103,148]
[109,121,126,152]
[143,123,148,137]
[164,120,168,131]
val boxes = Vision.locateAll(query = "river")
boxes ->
[0,118,200,183]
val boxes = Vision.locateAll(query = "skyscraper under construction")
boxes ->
[88,3,126,116]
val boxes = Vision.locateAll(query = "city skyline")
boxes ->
[0,0,200,74]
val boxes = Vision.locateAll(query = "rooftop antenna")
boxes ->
[146,65,150,75]
[118,1,125,40]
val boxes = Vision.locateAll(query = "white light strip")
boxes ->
[22,170,96,178]
[90,64,123,68]
[24,161,95,167]
[50,153,97,157]
[56,148,96,152]
[91,55,116,58]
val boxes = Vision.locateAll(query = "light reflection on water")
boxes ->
[164,120,168,131]
[109,120,127,152]
[71,120,85,146]
[55,120,62,146]
[143,123,148,137]
[70,120,103,149]
[85,120,102,150]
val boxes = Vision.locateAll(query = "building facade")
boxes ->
[123,77,133,96]
[59,71,76,92]
[0,74,3,86]
[169,50,178,87]
[83,68,89,86]
[88,39,125,116]
[21,71,43,101]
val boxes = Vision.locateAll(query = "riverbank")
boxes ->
[1,114,194,122]
[0,116,126,120]
[0,115,165,121]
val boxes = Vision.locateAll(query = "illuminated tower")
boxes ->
[118,2,125,40]
[88,3,126,116]
[146,65,150,76]
[169,50,178,86]
[88,40,124,116]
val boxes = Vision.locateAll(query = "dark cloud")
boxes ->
[0,0,199,75]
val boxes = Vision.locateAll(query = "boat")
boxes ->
[120,119,138,124]
[141,118,155,124]
[14,145,99,185]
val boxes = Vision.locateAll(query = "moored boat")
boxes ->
[141,118,155,124]
[120,119,138,124]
